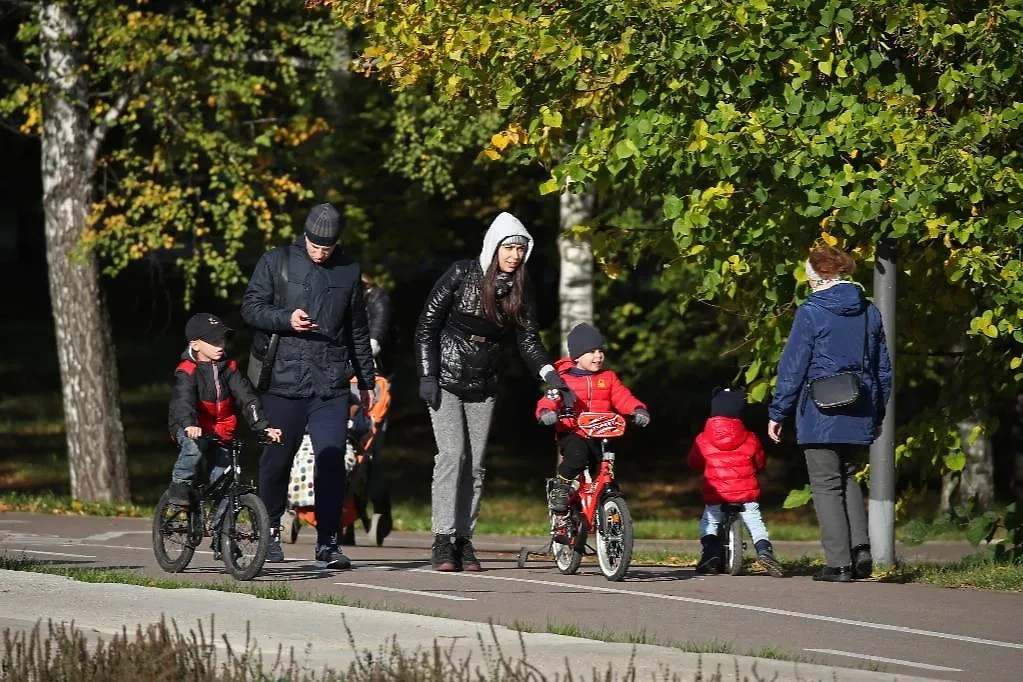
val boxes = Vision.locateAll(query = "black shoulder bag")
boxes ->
[247,248,289,392]
[808,309,869,410]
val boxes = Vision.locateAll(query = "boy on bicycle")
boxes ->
[535,323,650,542]
[687,387,783,577]
[167,313,281,508]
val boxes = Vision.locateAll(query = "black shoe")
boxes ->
[813,565,853,582]
[266,531,285,563]
[547,480,572,514]
[852,545,873,579]
[455,537,481,572]
[431,534,457,571]
[315,544,351,570]
[167,481,192,507]
[757,551,785,577]
[696,534,722,574]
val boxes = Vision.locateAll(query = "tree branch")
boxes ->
[84,90,129,169]
[0,116,35,138]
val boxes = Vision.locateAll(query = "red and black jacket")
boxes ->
[534,358,646,437]
[687,417,765,504]
[168,349,268,441]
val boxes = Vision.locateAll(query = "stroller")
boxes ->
[280,375,392,546]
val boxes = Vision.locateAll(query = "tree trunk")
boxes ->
[1012,393,1023,507]
[557,189,595,355]
[942,408,995,512]
[40,1,129,502]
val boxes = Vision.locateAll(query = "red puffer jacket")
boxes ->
[535,358,645,436]
[687,417,765,504]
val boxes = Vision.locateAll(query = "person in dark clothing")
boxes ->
[167,313,282,557]
[241,203,376,570]
[767,245,893,582]
[415,212,576,572]
[360,271,394,544]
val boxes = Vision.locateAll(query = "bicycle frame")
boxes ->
[563,412,626,536]
[188,438,259,546]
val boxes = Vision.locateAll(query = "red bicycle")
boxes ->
[517,412,634,581]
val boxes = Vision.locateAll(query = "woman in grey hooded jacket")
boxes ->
[415,212,575,571]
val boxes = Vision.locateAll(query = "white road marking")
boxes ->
[12,549,97,559]
[410,569,1023,650]
[805,649,963,672]
[334,582,475,601]
[81,531,150,541]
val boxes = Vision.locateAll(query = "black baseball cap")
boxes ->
[185,313,230,343]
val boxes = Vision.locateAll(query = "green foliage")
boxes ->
[332,0,1023,505]
[782,484,813,510]
[1,0,343,302]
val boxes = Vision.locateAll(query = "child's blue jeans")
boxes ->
[171,430,230,486]
[699,501,770,546]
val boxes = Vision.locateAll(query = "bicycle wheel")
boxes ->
[152,492,195,573]
[725,515,744,576]
[551,511,583,575]
[221,493,270,581]
[596,495,633,581]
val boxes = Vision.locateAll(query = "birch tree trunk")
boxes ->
[40,1,129,502]
[557,189,595,355]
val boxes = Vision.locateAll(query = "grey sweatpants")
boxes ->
[428,389,495,537]
[804,445,870,568]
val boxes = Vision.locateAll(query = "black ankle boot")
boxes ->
[431,534,457,571]
[696,534,722,574]
[813,565,853,582]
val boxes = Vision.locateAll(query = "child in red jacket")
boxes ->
[688,387,784,577]
[536,324,650,540]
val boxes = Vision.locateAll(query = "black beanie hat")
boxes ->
[567,323,605,360]
[710,386,746,418]
[304,203,342,246]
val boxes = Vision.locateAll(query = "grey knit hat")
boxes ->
[500,234,530,247]
[304,203,342,246]
[567,323,605,360]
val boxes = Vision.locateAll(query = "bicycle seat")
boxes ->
[720,503,745,514]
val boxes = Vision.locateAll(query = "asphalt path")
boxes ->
[2,512,1020,681]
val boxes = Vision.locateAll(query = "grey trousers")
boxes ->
[804,445,870,568]
[428,389,495,537]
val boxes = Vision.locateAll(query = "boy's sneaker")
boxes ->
[266,529,285,563]
[551,514,571,545]
[455,537,481,572]
[167,481,192,507]
[754,540,785,577]
[431,534,458,571]
[315,544,351,570]
[547,480,572,514]
[756,550,785,577]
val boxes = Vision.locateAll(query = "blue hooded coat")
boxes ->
[768,283,893,445]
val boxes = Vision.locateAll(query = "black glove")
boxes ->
[538,409,558,427]
[543,370,577,411]
[419,376,440,410]
[632,408,651,428]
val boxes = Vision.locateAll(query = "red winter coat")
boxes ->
[687,417,765,504]
[535,358,645,436]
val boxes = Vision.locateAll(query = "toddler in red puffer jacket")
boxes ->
[687,387,784,577]
[535,323,650,541]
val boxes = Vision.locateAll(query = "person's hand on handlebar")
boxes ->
[264,427,282,443]
[184,426,202,439]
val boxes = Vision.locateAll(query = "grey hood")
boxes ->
[479,212,534,273]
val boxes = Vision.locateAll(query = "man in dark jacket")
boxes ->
[241,203,376,570]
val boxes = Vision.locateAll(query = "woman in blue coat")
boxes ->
[767,246,892,582]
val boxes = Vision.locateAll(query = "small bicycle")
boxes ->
[517,412,634,582]
[152,435,271,581]
[719,502,747,576]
